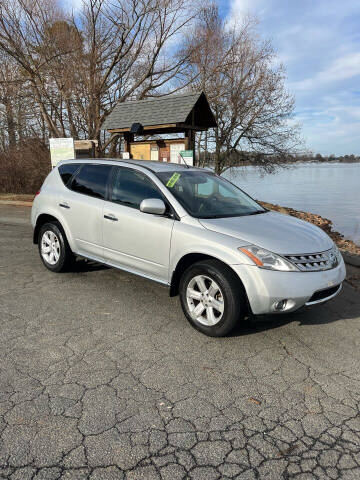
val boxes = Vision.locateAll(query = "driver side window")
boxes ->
[110,167,163,209]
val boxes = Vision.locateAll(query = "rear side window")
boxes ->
[110,167,163,209]
[70,164,112,199]
[58,163,80,186]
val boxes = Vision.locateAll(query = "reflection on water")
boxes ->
[225,162,360,245]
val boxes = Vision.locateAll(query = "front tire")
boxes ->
[179,259,247,337]
[38,222,74,272]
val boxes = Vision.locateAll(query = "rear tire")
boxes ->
[179,259,247,337]
[38,222,74,272]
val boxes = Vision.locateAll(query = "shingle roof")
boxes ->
[101,91,216,130]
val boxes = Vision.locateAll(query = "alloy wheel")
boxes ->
[41,230,61,265]
[186,274,225,326]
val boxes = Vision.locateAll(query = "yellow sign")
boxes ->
[166,173,180,187]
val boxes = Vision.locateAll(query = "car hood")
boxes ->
[199,211,333,255]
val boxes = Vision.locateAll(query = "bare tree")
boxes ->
[187,4,301,174]
[0,58,17,148]
[0,0,300,169]
[0,52,42,149]
[0,0,200,153]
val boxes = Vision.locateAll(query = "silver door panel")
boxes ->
[61,190,104,259]
[102,201,174,281]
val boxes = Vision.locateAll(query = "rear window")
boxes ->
[70,164,112,199]
[58,163,80,186]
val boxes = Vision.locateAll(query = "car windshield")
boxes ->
[156,170,266,218]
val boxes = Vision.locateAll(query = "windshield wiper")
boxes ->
[247,210,267,215]
[199,213,249,219]
[199,209,268,219]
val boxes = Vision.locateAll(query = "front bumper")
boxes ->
[232,257,346,315]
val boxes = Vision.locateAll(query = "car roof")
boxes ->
[57,158,206,173]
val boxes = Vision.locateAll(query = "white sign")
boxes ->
[170,143,186,164]
[179,150,194,166]
[49,138,75,168]
[122,152,130,159]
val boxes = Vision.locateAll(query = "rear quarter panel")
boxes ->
[31,168,77,251]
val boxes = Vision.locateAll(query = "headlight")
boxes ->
[332,243,342,263]
[239,245,299,271]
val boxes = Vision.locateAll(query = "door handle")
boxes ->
[104,214,118,221]
[59,202,70,209]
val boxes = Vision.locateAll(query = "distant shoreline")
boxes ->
[283,159,360,165]
[221,159,360,167]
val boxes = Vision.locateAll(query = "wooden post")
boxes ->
[123,132,134,153]
[185,129,195,151]
[185,129,195,165]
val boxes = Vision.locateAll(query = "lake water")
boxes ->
[225,162,360,245]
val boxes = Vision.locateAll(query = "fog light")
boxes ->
[274,299,287,311]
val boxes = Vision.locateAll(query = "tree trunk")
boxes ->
[108,136,119,157]
[5,98,16,148]
[214,127,222,175]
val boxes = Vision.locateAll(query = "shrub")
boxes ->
[0,139,51,194]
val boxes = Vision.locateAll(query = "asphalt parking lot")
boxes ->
[1,205,360,480]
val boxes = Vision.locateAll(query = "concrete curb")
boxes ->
[0,200,33,207]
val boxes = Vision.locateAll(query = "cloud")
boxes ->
[228,0,360,155]
[62,0,83,13]
[291,53,360,91]
[231,0,267,14]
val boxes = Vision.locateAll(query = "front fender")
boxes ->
[169,221,253,278]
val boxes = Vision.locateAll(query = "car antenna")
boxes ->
[179,151,190,168]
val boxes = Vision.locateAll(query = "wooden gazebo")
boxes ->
[101,91,216,163]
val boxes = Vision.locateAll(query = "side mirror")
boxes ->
[140,198,166,215]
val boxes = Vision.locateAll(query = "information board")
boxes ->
[49,138,75,168]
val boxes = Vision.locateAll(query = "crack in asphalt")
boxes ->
[0,223,360,479]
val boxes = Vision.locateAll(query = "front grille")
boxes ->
[307,285,340,303]
[285,249,338,272]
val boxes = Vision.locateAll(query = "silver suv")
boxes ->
[31,159,346,337]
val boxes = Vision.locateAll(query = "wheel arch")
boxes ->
[33,213,70,247]
[170,253,250,311]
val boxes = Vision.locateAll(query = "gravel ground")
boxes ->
[0,206,360,479]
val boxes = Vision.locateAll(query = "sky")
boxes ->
[224,0,360,155]
[63,0,360,155]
